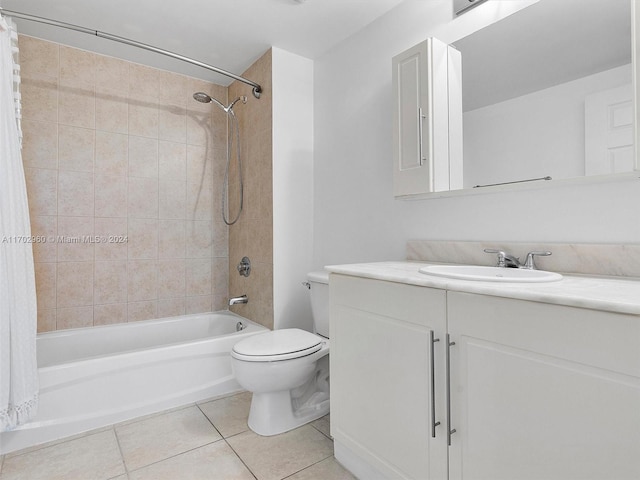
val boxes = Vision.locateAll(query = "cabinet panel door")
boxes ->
[393,41,431,197]
[330,275,447,479]
[447,292,640,480]
[393,38,462,197]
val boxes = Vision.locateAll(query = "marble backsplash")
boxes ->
[407,240,640,278]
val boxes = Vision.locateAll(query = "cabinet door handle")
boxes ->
[430,331,441,438]
[446,334,457,446]
[418,107,426,166]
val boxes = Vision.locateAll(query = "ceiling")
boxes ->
[0,0,405,85]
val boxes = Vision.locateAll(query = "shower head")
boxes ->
[193,92,213,104]
[193,92,226,111]
[192,92,247,113]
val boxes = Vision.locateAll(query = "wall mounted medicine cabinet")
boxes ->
[397,0,637,197]
[392,38,463,197]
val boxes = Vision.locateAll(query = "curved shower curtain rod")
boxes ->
[0,8,263,99]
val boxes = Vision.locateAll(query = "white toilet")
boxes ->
[231,270,330,436]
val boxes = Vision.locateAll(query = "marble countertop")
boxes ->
[325,261,640,316]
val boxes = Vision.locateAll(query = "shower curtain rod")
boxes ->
[0,8,263,99]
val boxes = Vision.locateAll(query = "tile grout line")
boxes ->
[111,425,130,477]
[117,403,233,475]
[279,453,335,480]
[194,399,258,480]
[195,402,223,437]
[114,404,221,474]
[115,402,195,430]
[3,399,225,463]
[124,439,226,476]
[222,437,259,480]
[310,422,332,441]
[194,402,258,479]
[2,424,114,460]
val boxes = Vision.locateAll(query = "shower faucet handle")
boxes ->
[237,257,251,277]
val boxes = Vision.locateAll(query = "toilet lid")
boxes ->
[232,329,323,362]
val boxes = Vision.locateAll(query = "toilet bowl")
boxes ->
[231,271,330,436]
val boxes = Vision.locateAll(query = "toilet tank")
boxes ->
[307,270,330,338]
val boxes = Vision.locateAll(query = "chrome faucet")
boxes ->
[484,249,552,270]
[229,294,248,306]
[484,249,521,268]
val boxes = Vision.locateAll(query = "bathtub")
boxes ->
[0,311,267,455]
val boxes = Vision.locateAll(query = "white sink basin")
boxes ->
[418,265,563,283]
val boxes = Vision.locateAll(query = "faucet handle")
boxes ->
[237,257,251,277]
[523,251,552,270]
[484,248,507,267]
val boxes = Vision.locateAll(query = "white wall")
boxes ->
[272,47,315,331]
[313,0,640,268]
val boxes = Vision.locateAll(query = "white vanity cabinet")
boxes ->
[392,38,463,197]
[330,272,640,480]
[330,274,448,479]
[447,292,640,480]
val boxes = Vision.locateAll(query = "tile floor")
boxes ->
[0,392,355,480]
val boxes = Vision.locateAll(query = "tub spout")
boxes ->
[229,295,248,306]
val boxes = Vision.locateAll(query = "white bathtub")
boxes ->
[0,311,267,454]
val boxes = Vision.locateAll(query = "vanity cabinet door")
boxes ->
[447,292,640,480]
[330,274,448,480]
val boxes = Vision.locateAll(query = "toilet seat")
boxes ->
[231,328,323,362]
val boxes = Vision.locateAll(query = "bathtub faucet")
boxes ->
[229,294,248,306]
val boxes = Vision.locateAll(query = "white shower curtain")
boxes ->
[0,16,39,431]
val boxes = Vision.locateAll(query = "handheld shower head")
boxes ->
[192,92,247,113]
[193,92,227,111]
[193,92,213,104]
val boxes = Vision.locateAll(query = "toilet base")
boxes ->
[233,341,331,437]
[248,388,330,436]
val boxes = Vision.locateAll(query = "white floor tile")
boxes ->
[0,430,124,480]
[227,424,334,480]
[115,406,222,471]
[128,441,254,480]
[285,457,356,480]
[199,391,252,438]
[1,399,353,480]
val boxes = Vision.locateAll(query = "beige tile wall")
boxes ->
[19,35,230,332]
[228,50,274,329]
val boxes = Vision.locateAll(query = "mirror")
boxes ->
[452,0,633,190]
